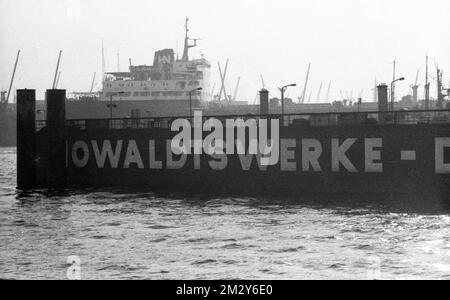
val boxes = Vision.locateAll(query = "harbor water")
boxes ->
[1,147,449,280]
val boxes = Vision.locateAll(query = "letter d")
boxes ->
[436,138,450,174]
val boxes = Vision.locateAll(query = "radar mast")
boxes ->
[181,18,198,61]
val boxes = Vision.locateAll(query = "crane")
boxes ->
[316,82,323,103]
[217,59,229,101]
[233,77,241,101]
[414,69,420,86]
[52,50,62,89]
[55,71,62,89]
[6,50,20,103]
[300,63,311,103]
[325,82,331,103]
[90,72,97,93]
[210,83,216,100]
[260,74,266,89]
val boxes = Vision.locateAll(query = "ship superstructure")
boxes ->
[101,19,211,102]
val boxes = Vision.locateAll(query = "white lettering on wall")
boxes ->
[302,139,322,172]
[149,140,162,169]
[435,137,450,174]
[72,141,89,168]
[91,140,122,168]
[280,139,296,171]
[123,140,144,169]
[365,138,383,173]
[166,140,187,169]
[332,138,357,172]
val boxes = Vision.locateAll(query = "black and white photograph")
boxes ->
[1,0,450,284]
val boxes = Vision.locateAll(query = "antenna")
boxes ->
[425,55,430,109]
[181,18,198,61]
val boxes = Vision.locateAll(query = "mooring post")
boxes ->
[259,89,269,116]
[16,89,36,189]
[46,89,67,187]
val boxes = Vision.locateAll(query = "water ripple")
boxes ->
[1,147,450,279]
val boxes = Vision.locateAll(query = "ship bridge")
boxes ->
[101,20,211,102]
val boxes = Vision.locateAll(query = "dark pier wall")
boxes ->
[45,90,67,187]
[16,89,36,189]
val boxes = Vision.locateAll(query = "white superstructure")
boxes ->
[101,19,211,102]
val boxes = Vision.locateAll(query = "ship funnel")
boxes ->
[377,84,389,124]
[259,89,269,115]
[377,84,388,112]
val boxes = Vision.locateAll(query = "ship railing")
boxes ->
[35,109,450,131]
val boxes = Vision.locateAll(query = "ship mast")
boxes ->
[181,18,197,61]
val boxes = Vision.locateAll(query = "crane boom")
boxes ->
[210,83,216,99]
[300,63,311,103]
[218,59,229,101]
[260,74,265,89]
[6,50,20,103]
[414,69,420,86]
[52,50,62,89]
[90,72,97,93]
[233,77,241,101]
[325,82,331,102]
[316,82,323,103]
[55,71,62,88]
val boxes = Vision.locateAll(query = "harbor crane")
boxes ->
[325,82,331,103]
[299,63,311,103]
[316,82,323,103]
[55,71,62,89]
[5,50,20,104]
[260,74,266,89]
[210,83,216,100]
[90,72,97,93]
[233,77,241,101]
[217,59,229,101]
[52,50,62,89]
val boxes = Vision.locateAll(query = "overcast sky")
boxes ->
[1,0,449,102]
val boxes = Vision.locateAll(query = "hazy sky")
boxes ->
[1,0,449,102]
